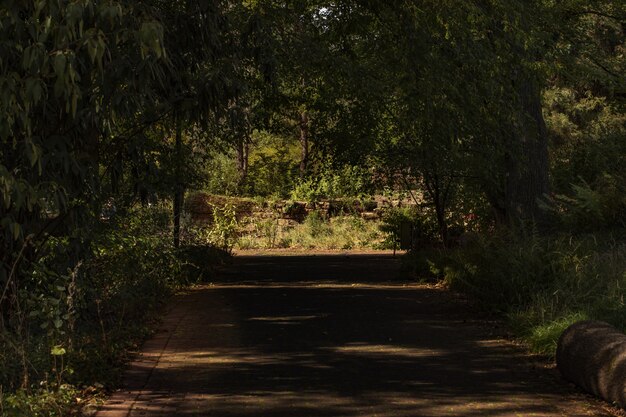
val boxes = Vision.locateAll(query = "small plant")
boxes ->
[291,163,373,201]
[255,218,279,248]
[379,207,438,249]
[542,175,626,232]
[1,384,79,417]
[207,204,239,252]
[0,203,207,414]
[303,211,329,238]
[276,213,385,250]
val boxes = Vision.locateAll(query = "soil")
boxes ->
[95,253,622,417]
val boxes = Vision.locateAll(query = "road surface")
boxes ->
[96,254,617,417]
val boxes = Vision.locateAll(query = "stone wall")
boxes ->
[185,192,417,225]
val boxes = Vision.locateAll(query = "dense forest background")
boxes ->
[0,0,624,414]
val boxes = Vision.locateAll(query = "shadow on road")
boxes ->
[217,254,410,285]
[97,254,611,417]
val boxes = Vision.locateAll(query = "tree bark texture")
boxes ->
[299,110,309,176]
[505,77,549,226]
[423,171,451,247]
[236,138,249,185]
[173,114,184,248]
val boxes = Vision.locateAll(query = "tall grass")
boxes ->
[438,232,625,355]
[237,212,386,250]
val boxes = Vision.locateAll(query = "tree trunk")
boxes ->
[173,114,184,248]
[434,199,448,247]
[236,138,249,185]
[299,110,309,176]
[423,172,450,247]
[505,76,549,226]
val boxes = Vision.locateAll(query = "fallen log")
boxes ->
[556,320,626,409]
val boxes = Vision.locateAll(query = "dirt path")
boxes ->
[96,254,616,417]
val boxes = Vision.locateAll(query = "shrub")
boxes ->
[291,164,373,202]
[0,385,80,417]
[378,207,439,250]
[236,212,385,251]
[184,204,239,253]
[303,211,329,238]
[249,217,279,249]
[438,232,626,355]
[0,203,229,413]
[542,175,626,232]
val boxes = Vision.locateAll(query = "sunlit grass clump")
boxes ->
[426,233,626,356]
[237,211,386,250]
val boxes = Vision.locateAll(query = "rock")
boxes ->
[282,201,307,222]
[277,218,298,227]
[556,320,626,409]
[361,211,379,221]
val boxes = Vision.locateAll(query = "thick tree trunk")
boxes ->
[173,114,184,248]
[299,110,309,176]
[504,77,549,226]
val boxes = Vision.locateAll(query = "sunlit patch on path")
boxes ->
[96,254,615,417]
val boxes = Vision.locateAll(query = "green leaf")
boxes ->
[53,53,67,77]
[11,222,20,240]
[51,345,66,356]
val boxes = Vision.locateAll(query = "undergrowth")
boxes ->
[413,231,626,356]
[237,212,387,250]
[0,204,229,416]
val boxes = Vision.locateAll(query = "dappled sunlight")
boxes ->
[117,386,583,417]
[96,256,607,417]
[158,349,322,367]
[326,343,444,359]
[248,315,325,322]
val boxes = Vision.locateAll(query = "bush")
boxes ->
[184,204,239,253]
[438,232,626,355]
[542,175,626,232]
[61,205,184,387]
[378,207,439,250]
[202,152,241,196]
[236,212,385,251]
[291,164,373,202]
[0,203,230,413]
[284,214,383,250]
[303,211,329,238]
[0,385,80,417]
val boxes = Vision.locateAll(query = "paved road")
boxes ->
[96,254,616,417]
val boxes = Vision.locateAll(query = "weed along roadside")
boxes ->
[2,200,624,416]
[0,204,232,416]
[184,192,415,251]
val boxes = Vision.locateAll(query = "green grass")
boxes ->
[237,212,387,250]
[414,232,626,356]
[514,312,589,355]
